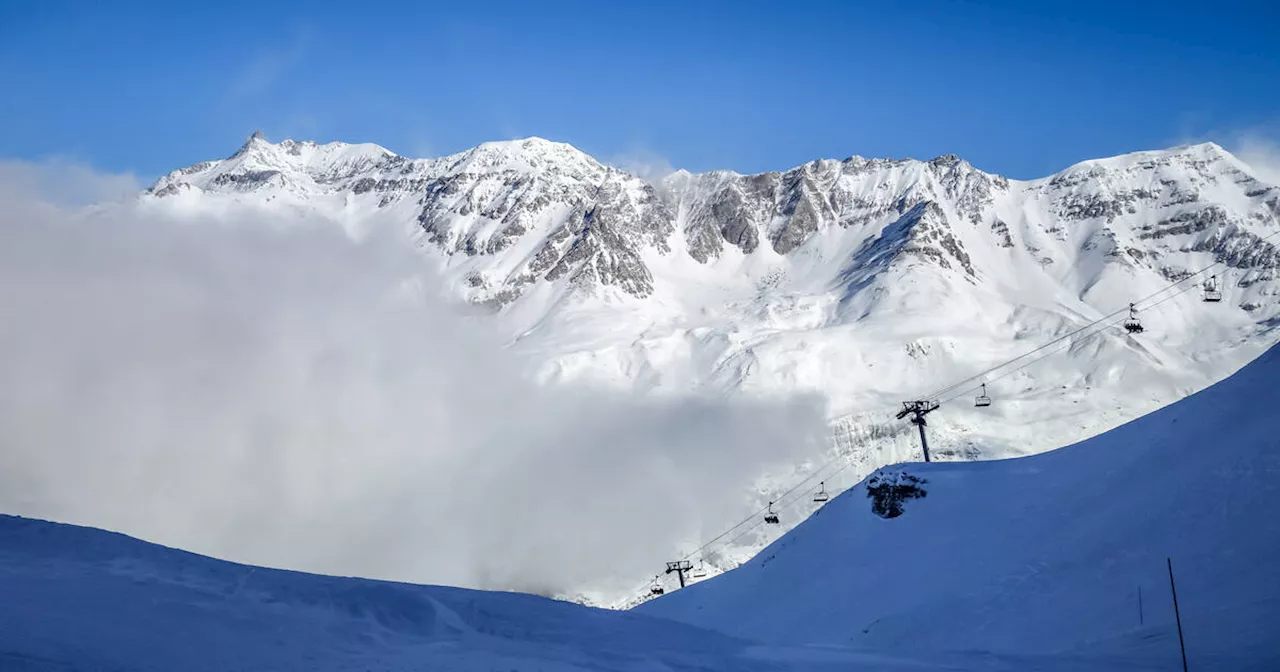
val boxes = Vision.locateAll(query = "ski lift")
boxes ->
[974,383,992,408]
[649,579,664,596]
[1203,275,1222,303]
[813,481,829,503]
[692,560,707,579]
[1123,303,1144,334]
[764,501,780,525]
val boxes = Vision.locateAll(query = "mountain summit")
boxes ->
[147,137,1278,314]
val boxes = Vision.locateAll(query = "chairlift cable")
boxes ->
[918,229,1280,403]
[937,276,1218,405]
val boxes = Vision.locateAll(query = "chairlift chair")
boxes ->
[649,579,665,596]
[764,501,780,525]
[1203,275,1222,303]
[692,560,707,579]
[813,481,829,503]
[1123,303,1144,334]
[974,383,992,408]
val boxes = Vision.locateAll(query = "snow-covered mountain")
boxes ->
[143,134,1280,600]
[640,341,1280,671]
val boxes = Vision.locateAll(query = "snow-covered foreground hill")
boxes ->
[3,343,1276,671]
[640,342,1280,670]
[0,514,762,672]
[140,134,1280,598]
[0,518,1140,672]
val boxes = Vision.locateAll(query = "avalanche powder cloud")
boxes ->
[0,161,827,599]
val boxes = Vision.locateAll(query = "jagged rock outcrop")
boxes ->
[147,135,1280,318]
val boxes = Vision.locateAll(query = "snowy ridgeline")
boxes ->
[640,344,1280,671]
[140,133,1280,583]
[3,344,1278,671]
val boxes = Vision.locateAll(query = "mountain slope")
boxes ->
[142,135,1280,600]
[147,136,1280,332]
[0,514,766,672]
[638,342,1280,670]
[0,513,1119,672]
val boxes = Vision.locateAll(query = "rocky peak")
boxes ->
[444,137,604,179]
[144,136,1278,319]
[928,153,964,169]
[227,130,272,160]
[148,132,401,197]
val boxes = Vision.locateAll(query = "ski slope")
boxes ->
[0,515,1132,672]
[0,514,776,672]
[640,343,1280,671]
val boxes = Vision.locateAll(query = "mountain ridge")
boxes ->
[145,134,1277,314]
[140,133,1280,605]
[167,132,1243,183]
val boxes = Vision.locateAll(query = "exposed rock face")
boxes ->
[667,153,1006,266]
[866,470,928,519]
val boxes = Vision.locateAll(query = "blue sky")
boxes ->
[1,0,1277,180]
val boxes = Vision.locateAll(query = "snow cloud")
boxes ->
[0,158,142,207]
[608,146,679,186]
[0,162,826,601]
[1230,131,1280,187]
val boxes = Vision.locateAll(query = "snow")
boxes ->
[5,134,1279,666]
[447,137,607,177]
[3,342,1277,670]
[639,342,1280,671]
[0,515,761,672]
[0,518,1105,672]
[136,133,1280,604]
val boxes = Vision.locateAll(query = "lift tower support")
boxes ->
[665,560,693,588]
[897,400,940,463]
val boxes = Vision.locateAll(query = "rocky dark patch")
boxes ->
[990,219,1015,248]
[866,471,928,519]
[211,170,280,187]
[1053,189,1154,222]
[1138,206,1227,240]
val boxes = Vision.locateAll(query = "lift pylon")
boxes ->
[897,400,940,462]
